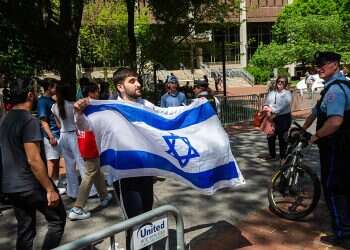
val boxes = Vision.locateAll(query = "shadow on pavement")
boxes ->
[187,220,251,250]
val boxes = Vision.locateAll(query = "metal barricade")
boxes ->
[217,94,266,125]
[217,89,320,125]
[54,205,185,250]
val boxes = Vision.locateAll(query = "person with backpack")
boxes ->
[303,52,350,248]
[68,83,112,220]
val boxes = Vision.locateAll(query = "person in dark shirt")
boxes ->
[37,78,64,193]
[0,78,66,250]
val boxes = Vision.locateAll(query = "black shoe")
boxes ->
[320,235,350,249]
[262,155,277,161]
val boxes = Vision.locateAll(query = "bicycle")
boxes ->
[267,121,321,220]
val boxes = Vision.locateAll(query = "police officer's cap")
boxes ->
[194,79,208,88]
[314,51,341,67]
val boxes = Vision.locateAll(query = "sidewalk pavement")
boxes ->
[1,120,343,250]
[191,200,345,250]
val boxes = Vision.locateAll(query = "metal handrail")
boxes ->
[54,205,185,250]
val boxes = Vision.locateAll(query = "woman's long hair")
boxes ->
[275,76,289,90]
[56,83,75,120]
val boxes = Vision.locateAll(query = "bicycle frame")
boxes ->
[283,139,311,191]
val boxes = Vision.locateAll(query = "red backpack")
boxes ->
[77,131,99,159]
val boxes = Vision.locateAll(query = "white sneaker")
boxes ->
[68,207,91,220]
[100,193,113,207]
[58,187,66,195]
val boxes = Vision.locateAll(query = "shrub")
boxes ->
[246,66,271,84]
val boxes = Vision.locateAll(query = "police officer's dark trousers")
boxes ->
[114,177,153,250]
[318,134,350,239]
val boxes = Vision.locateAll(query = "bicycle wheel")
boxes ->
[267,163,321,220]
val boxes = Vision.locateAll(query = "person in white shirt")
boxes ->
[262,76,292,161]
[52,84,96,199]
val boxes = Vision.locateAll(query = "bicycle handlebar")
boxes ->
[291,121,312,142]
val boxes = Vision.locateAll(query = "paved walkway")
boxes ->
[1,121,343,250]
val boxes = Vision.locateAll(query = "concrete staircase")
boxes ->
[158,67,254,88]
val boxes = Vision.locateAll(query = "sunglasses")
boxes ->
[277,80,286,84]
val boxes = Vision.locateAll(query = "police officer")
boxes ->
[303,52,350,248]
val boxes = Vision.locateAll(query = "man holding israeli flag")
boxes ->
[75,67,244,249]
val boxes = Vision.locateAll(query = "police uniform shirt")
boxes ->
[312,71,350,117]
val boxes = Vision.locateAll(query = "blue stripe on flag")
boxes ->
[100,149,238,189]
[84,102,215,130]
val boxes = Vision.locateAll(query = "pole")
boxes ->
[240,0,248,68]
[153,64,158,86]
[221,31,227,97]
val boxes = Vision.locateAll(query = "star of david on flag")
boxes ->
[80,98,245,194]
[163,133,200,168]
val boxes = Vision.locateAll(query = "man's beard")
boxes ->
[126,89,142,99]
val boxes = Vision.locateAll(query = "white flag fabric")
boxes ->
[82,98,245,194]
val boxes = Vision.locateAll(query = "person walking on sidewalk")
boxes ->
[303,52,350,249]
[37,78,66,194]
[0,78,66,250]
[52,84,97,200]
[68,83,112,220]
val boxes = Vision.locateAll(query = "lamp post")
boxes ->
[220,30,227,97]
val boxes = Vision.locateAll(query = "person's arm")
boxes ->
[303,113,316,130]
[310,86,346,143]
[40,119,58,145]
[38,100,57,145]
[270,91,292,114]
[52,113,61,130]
[74,98,92,131]
[310,116,343,143]
[24,142,59,207]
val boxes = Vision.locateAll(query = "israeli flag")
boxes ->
[83,99,245,194]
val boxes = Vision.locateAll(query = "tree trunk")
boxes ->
[126,0,137,70]
[58,0,84,100]
[58,42,77,100]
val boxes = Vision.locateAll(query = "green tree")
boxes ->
[80,0,129,68]
[248,0,350,83]
[0,0,84,96]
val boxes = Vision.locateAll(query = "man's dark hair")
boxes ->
[82,83,99,98]
[99,81,110,99]
[79,77,90,87]
[112,67,138,85]
[9,78,35,104]
[40,78,58,92]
